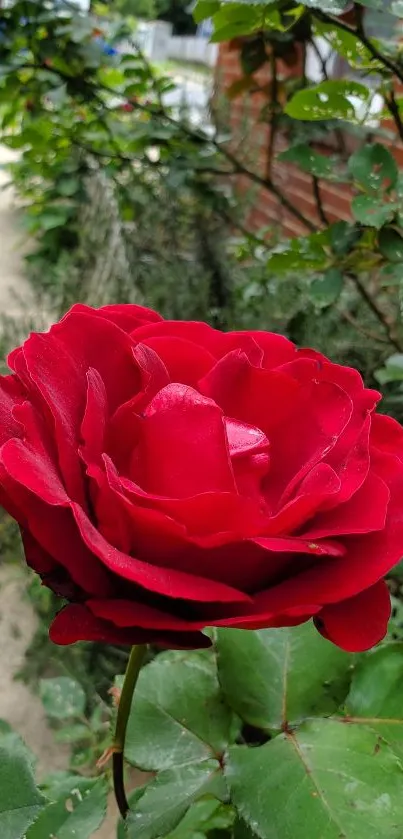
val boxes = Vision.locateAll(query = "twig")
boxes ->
[312,176,329,226]
[384,89,403,144]
[347,272,402,351]
[266,51,279,180]
[339,308,390,345]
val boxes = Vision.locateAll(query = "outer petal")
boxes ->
[0,375,25,445]
[87,598,206,631]
[314,581,391,652]
[71,502,251,603]
[50,604,210,648]
[371,413,403,460]
[60,303,163,332]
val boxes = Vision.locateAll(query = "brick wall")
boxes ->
[215,41,403,238]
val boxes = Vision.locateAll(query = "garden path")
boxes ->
[0,146,117,838]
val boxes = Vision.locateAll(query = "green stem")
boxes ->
[113,644,147,820]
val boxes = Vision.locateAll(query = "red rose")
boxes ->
[1,304,402,652]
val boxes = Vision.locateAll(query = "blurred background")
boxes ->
[1,0,403,835]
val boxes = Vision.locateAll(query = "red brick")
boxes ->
[216,41,403,239]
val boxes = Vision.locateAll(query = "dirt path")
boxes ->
[0,147,32,314]
[0,147,117,837]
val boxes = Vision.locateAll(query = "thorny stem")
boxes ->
[113,644,147,820]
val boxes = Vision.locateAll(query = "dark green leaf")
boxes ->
[351,195,398,228]
[233,817,258,839]
[193,1,220,23]
[210,5,265,42]
[125,650,236,771]
[216,623,352,733]
[34,210,71,231]
[240,39,268,75]
[27,775,107,839]
[329,220,362,255]
[313,20,383,70]
[310,267,344,306]
[285,80,370,123]
[278,143,340,180]
[166,799,234,839]
[375,354,403,384]
[54,724,91,744]
[57,177,80,197]
[40,677,86,720]
[348,144,398,193]
[266,233,329,273]
[126,761,226,839]
[0,726,47,839]
[226,719,403,839]
[379,226,403,262]
[346,642,403,759]
[0,720,36,768]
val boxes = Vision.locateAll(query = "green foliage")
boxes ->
[226,721,403,839]
[216,624,352,732]
[0,724,47,839]
[123,650,238,771]
[285,80,372,123]
[2,1,403,836]
[39,674,112,771]
[40,677,86,721]
[125,762,227,839]
[118,629,403,839]
[348,145,398,193]
[4,626,403,838]
[278,143,344,180]
[26,775,108,839]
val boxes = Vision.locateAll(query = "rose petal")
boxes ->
[265,463,341,535]
[0,375,25,445]
[134,383,236,497]
[50,603,210,648]
[131,319,226,357]
[303,471,390,539]
[50,310,141,409]
[199,350,301,437]
[71,502,251,603]
[225,418,269,459]
[87,598,205,630]
[49,603,159,645]
[107,343,169,470]
[10,336,87,506]
[235,331,296,368]
[314,581,391,652]
[95,303,162,330]
[212,603,321,629]
[371,413,403,461]
[141,336,215,386]
[80,368,108,466]
[269,381,352,508]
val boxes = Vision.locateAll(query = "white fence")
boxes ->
[132,21,218,67]
[167,36,218,67]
